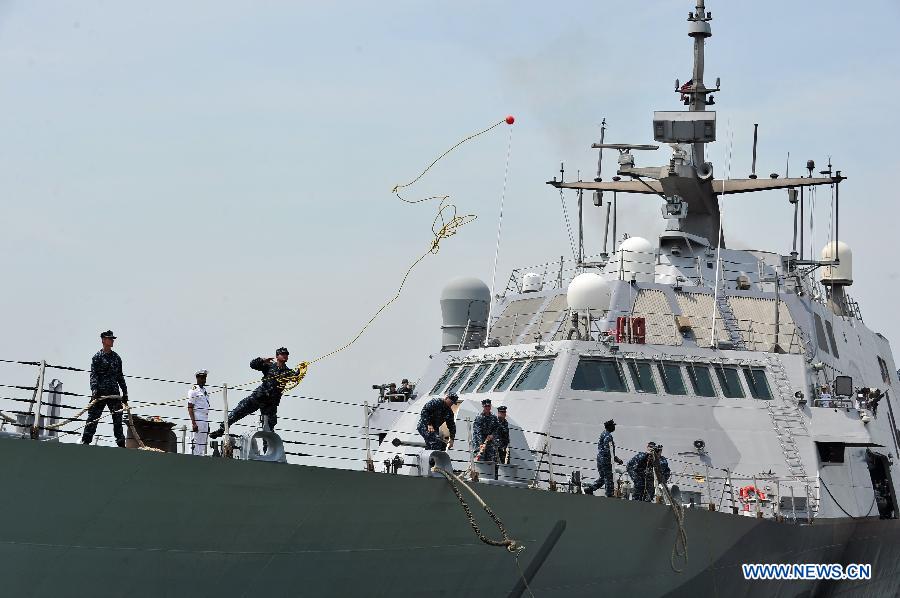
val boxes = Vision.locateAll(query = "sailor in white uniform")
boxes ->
[187,369,211,455]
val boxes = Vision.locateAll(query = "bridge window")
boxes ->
[627,361,657,393]
[743,367,773,400]
[477,362,508,393]
[814,313,830,354]
[715,365,745,398]
[686,363,715,397]
[658,363,687,395]
[511,359,554,391]
[825,321,840,358]
[571,359,628,392]
[877,356,892,385]
[430,366,459,395]
[493,360,526,392]
[461,363,491,394]
[445,366,472,396]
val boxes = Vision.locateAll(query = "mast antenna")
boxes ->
[749,123,759,179]
[594,118,607,206]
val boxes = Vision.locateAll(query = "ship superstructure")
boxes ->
[369,1,899,531]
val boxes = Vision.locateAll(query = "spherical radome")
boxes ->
[619,236,653,255]
[567,273,612,310]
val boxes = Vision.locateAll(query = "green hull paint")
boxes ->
[1,438,898,597]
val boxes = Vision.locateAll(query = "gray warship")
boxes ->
[2,2,899,596]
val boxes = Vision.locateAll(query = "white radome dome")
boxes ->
[567,273,612,310]
[820,241,853,285]
[617,236,655,283]
[619,236,654,255]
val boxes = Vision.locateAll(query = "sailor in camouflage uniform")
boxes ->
[417,392,458,450]
[584,419,623,496]
[496,405,510,464]
[472,399,500,462]
[210,347,297,438]
[82,330,128,447]
[627,442,671,501]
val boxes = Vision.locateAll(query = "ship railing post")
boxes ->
[815,472,821,518]
[775,479,781,521]
[364,401,374,472]
[547,437,556,492]
[466,418,474,480]
[790,485,797,523]
[705,464,713,510]
[805,482,813,524]
[30,359,46,439]
[180,424,187,454]
[223,383,232,459]
[753,475,761,518]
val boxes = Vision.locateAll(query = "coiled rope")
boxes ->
[42,394,161,452]
[433,466,533,597]
[653,456,688,572]
[434,467,521,552]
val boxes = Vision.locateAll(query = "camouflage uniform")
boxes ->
[472,412,499,462]
[496,417,510,464]
[627,452,672,501]
[82,350,128,446]
[417,398,456,450]
[224,358,297,431]
[584,430,616,497]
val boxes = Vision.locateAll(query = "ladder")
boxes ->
[716,295,747,350]
[764,354,808,480]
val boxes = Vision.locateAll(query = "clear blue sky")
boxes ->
[1,1,898,459]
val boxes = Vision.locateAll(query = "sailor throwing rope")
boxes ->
[210,347,301,438]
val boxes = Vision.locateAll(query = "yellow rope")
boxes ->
[392,119,506,203]
[309,198,475,365]
[218,118,508,395]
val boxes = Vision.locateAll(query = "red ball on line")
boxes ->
[505,115,515,125]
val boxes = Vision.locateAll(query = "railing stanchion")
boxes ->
[754,474,761,518]
[364,401,374,471]
[806,482,813,524]
[180,424,187,454]
[466,417,474,478]
[789,484,797,522]
[30,360,46,439]
[223,383,232,459]
[547,437,556,491]
[705,464,713,508]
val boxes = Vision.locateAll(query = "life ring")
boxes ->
[738,485,767,511]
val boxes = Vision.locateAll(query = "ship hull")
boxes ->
[1,438,898,597]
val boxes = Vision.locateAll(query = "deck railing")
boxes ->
[0,356,859,523]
